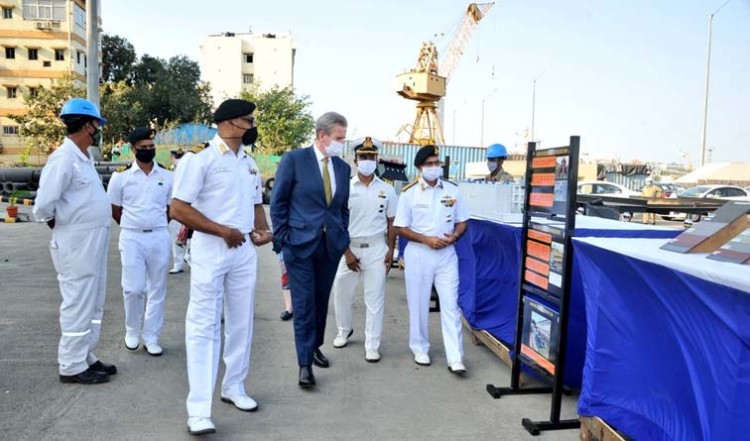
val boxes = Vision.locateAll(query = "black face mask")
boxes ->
[242,126,258,146]
[89,125,102,147]
[135,149,156,163]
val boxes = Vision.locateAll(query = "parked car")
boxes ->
[577,181,641,197]
[662,185,749,222]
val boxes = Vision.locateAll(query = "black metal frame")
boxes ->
[486,137,581,435]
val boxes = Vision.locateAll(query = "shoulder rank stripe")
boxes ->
[189,142,210,154]
[115,163,133,173]
[401,179,420,192]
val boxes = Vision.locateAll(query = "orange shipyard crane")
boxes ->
[397,2,495,145]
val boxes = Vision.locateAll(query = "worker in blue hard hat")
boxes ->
[33,97,115,385]
[485,143,514,183]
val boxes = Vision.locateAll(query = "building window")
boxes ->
[73,3,85,30]
[2,7,12,19]
[5,47,15,59]
[54,49,64,61]
[244,53,253,63]
[28,48,38,60]
[7,87,18,99]
[23,0,66,20]
[28,87,38,97]
[76,51,81,64]
[2,126,20,136]
[243,74,254,84]
[43,60,51,67]
[84,55,87,68]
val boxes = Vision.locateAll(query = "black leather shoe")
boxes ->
[312,349,330,368]
[298,366,315,388]
[59,367,110,384]
[90,360,117,375]
[280,310,293,321]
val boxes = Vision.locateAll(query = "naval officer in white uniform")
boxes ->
[393,145,469,375]
[331,137,397,362]
[107,127,173,356]
[170,99,272,436]
[34,98,115,384]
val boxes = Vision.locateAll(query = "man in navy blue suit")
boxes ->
[271,112,351,388]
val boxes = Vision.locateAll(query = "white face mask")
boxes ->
[357,160,377,176]
[421,166,443,181]
[487,161,498,172]
[326,139,344,157]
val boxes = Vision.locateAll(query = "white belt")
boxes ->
[350,235,385,249]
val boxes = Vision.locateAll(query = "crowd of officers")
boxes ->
[31,97,511,436]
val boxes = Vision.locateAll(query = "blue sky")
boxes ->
[102,0,750,165]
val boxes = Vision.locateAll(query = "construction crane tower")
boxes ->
[397,2,494,145]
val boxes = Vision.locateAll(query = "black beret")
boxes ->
[128,127,155,145]
[214,99,256,123]
[414,145,440,167]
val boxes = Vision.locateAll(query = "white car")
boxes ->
[662,185,749,222]
[577,181,641,198]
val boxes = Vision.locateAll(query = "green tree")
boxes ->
[100,80,149,144]
[102,34,137,84]
[8,75,85,163]
[238,85,314,155]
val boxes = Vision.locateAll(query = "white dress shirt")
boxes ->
[33,137,111,230]
[312,144,336,197]
[394,177,469,238]
[107,162,173,230]
[347,175,397,239]
[172,135,263,234]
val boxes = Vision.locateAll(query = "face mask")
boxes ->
[242,127,258,146]
[357,160,377,176]
[487,161,498,173]
[422,166,443,181]
[89,125,102,147]
[326,140,344,157]
[135,149,156,163]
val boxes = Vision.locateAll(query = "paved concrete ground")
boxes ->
[0,207,580,441]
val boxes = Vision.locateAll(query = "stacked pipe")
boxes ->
[0,161,131,197]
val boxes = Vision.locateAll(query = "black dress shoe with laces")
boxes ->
[90,360,117,375]
[298,366,316,388]
[280,310,293,321]
[312,349,330,368]
[59,367,110,384]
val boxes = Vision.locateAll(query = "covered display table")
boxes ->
[573,237,750,440]
[454,215,681,388]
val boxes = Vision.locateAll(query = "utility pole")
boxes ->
[700,0,731,167]
[86,0,100,107]
[530,66,550,142]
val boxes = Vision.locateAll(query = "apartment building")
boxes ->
[0,0,97,155]
[199,31,295,108]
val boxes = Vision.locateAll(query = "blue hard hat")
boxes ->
[487,143,507,159]
[59,98,106,125]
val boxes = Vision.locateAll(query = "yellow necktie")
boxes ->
[322,157,332,205]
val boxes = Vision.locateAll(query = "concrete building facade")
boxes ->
[0,0,97,156]
[199,31,295,107]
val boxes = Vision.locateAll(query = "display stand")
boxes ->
[486,137,581,435]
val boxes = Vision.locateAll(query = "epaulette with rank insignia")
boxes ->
[401,179,419,192]
[189,142,209,154]
[243,146,254,156]
[115,163,132,173]
[157,162,166,169]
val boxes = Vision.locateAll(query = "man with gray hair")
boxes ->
[271,112,351,388]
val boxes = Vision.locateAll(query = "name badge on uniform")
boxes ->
[416,203,430,208]
[378,190,387,199]
[350,193,361,198]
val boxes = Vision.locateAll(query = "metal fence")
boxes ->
[343,141,488,180]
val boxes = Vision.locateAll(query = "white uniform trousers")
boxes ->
[118,228,170,344]
[186,231,257,418]
[332,236,388,351]
[49,226,109,376]
[403,242,464,365]
[169,220,187,271]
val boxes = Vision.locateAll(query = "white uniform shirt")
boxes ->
[107,162,173,230]
[347,175,397,239]
[172,135,262,234]
[312,144,336,196]
[394,178,469,238]
[33,137,111,230]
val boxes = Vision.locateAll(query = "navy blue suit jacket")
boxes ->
[271,146,351,260]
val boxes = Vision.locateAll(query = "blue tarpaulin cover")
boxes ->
[574,238,750,440]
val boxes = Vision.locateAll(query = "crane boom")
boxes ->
[439,2,495,84]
